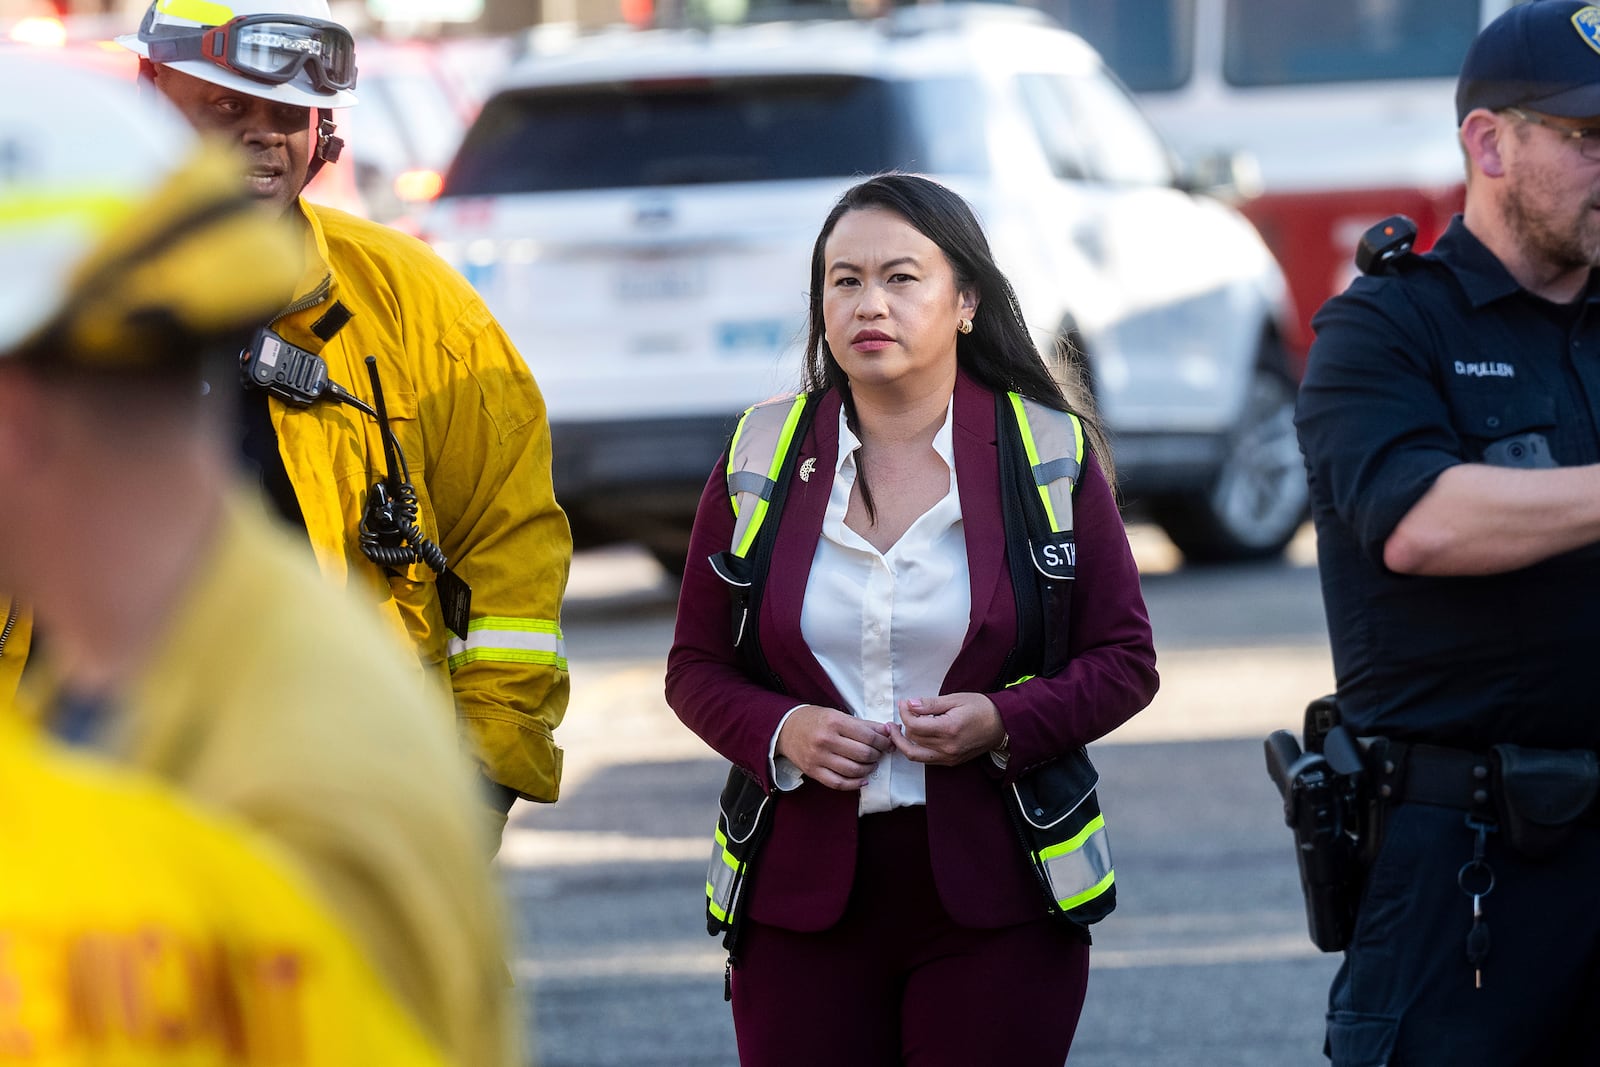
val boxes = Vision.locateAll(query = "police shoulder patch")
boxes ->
[1574,6,1600,56]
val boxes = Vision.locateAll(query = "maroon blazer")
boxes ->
[665,370,1159,931]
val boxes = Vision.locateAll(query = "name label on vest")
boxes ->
[1031,533,1077,580]
[1454,360,1515,378]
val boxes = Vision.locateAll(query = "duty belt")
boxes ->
[1369,739,1600,826]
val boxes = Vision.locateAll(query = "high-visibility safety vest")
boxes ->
[703,388,1116,937]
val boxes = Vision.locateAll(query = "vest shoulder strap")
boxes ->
[996,392,1083,682]
[725,393,812,562]
[708,392,815,678]
[1006,391,1083,535]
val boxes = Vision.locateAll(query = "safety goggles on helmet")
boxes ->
[141,9,356,94]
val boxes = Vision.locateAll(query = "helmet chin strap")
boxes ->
[303,109,344,190]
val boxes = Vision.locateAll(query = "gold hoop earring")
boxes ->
[957,317,973,335]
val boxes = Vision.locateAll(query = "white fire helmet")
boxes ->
[118,0,360,110]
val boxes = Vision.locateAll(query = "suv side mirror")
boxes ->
[1176,149,1264,204]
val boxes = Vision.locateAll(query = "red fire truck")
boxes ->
[1050,0,1525,375]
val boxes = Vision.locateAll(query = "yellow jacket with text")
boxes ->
[0,717,447,1067]
[269,200,571,804]
[23,496,522,1067]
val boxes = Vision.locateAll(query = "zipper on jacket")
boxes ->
[0,600,18,660]
[275,274,333,322]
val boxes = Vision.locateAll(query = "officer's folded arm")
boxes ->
[1383,461,1600,576]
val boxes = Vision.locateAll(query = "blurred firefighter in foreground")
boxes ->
[0,52,453,1066]
[0,48,521,1067]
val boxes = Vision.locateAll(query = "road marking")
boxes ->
[537,642,1334,798]
[512,931,1325,983]
[499,830,705,869]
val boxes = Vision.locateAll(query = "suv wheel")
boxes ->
[1149,362,1307,563]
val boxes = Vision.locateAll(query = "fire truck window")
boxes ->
[1044,0,1195,93]
[1223,0,1480,87]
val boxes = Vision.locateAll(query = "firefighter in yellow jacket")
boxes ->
[0,53,521,1067]
[0,716,448,1067]
[114,0,572,822]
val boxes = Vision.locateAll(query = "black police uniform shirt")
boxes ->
[1296,216,1600,753]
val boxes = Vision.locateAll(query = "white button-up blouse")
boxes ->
[769,400,972,814]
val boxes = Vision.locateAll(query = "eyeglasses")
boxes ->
[143,11,356,94]
[1502,107,1600,161]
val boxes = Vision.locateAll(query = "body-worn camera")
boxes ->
[1265,696,1367,952]
[1355,215,1417,276]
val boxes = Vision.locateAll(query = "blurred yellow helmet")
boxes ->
[0,53,300,371]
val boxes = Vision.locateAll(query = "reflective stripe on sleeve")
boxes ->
[447,617,567,671]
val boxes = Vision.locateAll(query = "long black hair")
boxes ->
[802,172,1112,484]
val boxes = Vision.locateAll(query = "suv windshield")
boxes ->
[443,74,984,195]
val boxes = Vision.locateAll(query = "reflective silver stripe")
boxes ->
[1032,455,1080,486]
[447,617,567,670]
[1037,816,1113,911]
[706,826,741,922]
[727,469,774,500]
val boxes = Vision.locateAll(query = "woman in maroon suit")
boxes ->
[666,174,1159,1066]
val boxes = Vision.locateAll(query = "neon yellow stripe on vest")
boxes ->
[1007,392,1057,528]
[1037,813,1113,911]
[1059,868,1115,912]
[1038,811,1106,863]
[729,394,809,559]
[706,826,742,922]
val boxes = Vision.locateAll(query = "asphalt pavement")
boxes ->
[500,527,1343,1066]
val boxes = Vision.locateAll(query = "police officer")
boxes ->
[114,0,573,829]
[0,49,519,1067]
[1295,3,1600,1063]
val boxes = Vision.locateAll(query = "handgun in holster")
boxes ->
[1264,695,1367,952]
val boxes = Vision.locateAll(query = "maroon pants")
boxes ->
[731,806,1090,1066]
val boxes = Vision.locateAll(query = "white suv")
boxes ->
[422,4,1303,569]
